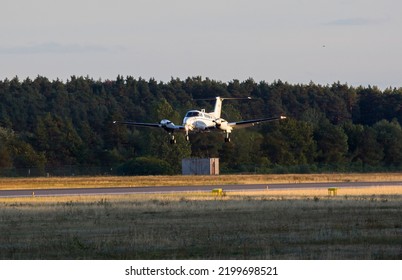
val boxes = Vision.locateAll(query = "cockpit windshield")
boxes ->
[185,111,200,117]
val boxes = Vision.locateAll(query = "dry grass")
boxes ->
[241,186,402,198]
[2,173,402,190]
[3,185,401,203]
[1,186,402,260]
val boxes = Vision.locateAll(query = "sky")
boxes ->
[1,0,402,88]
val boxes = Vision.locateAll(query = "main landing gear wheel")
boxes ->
[169,135,176,144]
[224,132,231,143]
[185,135,190,141]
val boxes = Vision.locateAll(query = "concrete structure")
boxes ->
[182,158,219,175]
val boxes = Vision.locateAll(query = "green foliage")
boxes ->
[343,122,384,168]
[373,119,402,166]
[2,76,402,176]
[314,120,348,164]
[262,119,316,167]
[0,126,46,175]
[115,156,173,175]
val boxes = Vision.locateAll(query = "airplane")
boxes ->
[113,96,286,144]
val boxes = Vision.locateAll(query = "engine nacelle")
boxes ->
[215,119,229,130]
[160,119,176,130]
[160,119,172,126]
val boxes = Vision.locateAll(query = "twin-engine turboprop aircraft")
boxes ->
[113,97,286,144]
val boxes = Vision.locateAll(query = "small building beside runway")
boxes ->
[182,158,219,175]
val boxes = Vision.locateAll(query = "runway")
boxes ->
[1,181,402,198]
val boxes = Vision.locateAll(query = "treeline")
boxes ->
[1,75,402,176]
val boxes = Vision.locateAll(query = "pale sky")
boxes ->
[1,0,402,88]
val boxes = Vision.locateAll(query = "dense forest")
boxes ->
[1,75,402,176]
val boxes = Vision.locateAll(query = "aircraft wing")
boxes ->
[113,121,161,128]
[228,116,286,129]
[113,120,185,131]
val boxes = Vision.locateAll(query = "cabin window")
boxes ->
[185,111,200,117]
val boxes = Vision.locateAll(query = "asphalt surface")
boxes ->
[1,181,402,198]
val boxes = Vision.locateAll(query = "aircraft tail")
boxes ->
[213,97,223,119]
[212,96,251,119]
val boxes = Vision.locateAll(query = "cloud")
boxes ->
[325,18,384,26]
[0,42,124,55]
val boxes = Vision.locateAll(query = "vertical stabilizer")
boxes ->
[210,96,251,119]
[213,97,223,119]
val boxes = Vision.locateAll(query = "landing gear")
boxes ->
[224,132,231,143]
[169,134,177,144]
[169,133,189,144]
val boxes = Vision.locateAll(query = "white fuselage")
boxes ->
[183,110,225,132]
[182,97,233,134]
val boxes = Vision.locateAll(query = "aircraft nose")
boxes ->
[184,118,194,130]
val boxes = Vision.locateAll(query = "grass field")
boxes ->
[1,176,402,259]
